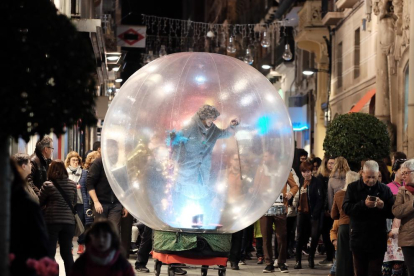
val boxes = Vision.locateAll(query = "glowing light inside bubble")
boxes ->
[195,76,206,83]
[234,79,248,93]
[215,182,227,192]
[163,83,175,94]
[265,93,275,103]
[133,181,140,189]
[257,116,271,135]
[241,94,253,106]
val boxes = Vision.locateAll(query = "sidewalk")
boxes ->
[57,243,331,276]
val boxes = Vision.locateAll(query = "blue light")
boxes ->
[257,116,271,135]
[293,125,309,131]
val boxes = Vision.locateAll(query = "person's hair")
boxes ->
[10,158,27,193]
[197,105,220,120]
[300,161,313,172]
[363,160,379,172]
[377,160,391,183]
[93,141,101,151]
[317,156,333,177]
[402,159,414,171]
[330,156,350,177]
[85,220,120,250]
[312,157,322,167]
[84,151,101,170]
[64,151,83,168]
[13,153,30,167]
[344,171,360,190]
[47,160,68,180]
[299,149,308,158]
[392,159,407,172]
[35,136,53,153]
[393,152,407,161]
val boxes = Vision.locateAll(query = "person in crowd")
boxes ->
[260,167,298,273]
[253,220,264,264]
[13,153,38,202]
[359,158,370,175]
[388,159,406,195]
[9,158,50,276]
[343,160,394,276]
[69,220,134,276]
[392,159,414,276]
[378,160,392,184]
[28,135,53,196]
[299,150,308,163]
[328,157,350,211]
[329,220,339,276]
[84,141,101,161]
[286,168,300,259]
[83,151,100,170]
[317,155,335,265]
[87,139,128,229]
[65,151,89,254]
[134,222,153,273]
[391,152,407,180]
[294,161,324,269]
[331,171,360,276]
[39,160,77,275]
[312,157,322,176]
[229,230,243,270]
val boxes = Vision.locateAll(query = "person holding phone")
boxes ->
[343,160,394,276]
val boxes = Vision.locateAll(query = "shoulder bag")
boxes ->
[52,180,85,236]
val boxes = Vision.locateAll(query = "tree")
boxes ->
[323,113,390,169]
[1,0,97,274]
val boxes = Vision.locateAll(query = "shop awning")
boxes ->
[349,88,376,113]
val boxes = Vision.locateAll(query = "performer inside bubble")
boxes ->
[167,105,239,228]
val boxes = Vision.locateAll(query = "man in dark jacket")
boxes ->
[343,160,394,276]
[27,136,53,196]
[87,139,128,229]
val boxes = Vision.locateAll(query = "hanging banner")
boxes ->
[117,25,146,48]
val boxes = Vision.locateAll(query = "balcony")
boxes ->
[321,0,345,26]
[336,0,359,10]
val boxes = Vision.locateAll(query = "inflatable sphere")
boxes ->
[102,52,294,233]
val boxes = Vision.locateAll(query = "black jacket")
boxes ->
[298,176,324,219]
[317,174,329,212]
[27,150,51,196]
[343,179,394,253]
[39,178,77,225]
[86,157,119,204]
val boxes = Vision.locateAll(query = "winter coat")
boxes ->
[27,150,51,196]
[39,178,77,225]
[328,172,346,211]
[331,190,349,225]
[317,174,329,212]
[343,179,394,253]
[70,249,134,276]
[87,157,119,204]
[287,169,300,217]
[172,115,236,199]
[392,187,414,247]
[298,176,324,220]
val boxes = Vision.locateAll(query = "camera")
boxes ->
[368,196,376,201]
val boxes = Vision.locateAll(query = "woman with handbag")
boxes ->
[39,160,77,275]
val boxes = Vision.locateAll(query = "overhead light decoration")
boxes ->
[227,36,236,53]
[302,69,315,76]
[112,67,120,72]
[261,31,270,48]
[115,78,123,83]
[281,25,293,61]
[243,49,254,65]
[107,56,119,61]
[262,64,271,70]
[159,45,167,57]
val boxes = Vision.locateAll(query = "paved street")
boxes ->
[56,242,331,276]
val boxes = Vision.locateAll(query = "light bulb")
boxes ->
[261,31,270,48]
[282,43,293,61]
[207,30,215,38]
[243,49,254,65]
[227,36,236,53]
[159,45,167,57]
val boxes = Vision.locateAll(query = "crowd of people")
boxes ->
[8,134,414,276]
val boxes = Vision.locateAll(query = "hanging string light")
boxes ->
[227,36,236,53]
[243,48,254,65]
[282,21,292,61]
[261,28,271,48]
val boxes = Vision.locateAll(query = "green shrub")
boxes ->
[323,113,390,166]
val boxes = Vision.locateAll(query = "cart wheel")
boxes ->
[168,265,175,276]
[154,259,162,276]
[201,265,208,276]
[218,266,226,276]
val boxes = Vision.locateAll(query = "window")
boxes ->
[354,28,360,79]
[336,42,343,88]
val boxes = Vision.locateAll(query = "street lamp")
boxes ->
[302,68,330,76]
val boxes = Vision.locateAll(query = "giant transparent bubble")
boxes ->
[102,52,294,233]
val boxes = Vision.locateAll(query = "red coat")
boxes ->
[70,250,134,276]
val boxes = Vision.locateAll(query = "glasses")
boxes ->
[47,146,54,150]
[401,170,414,176]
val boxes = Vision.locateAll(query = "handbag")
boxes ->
[52,180,85,236]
